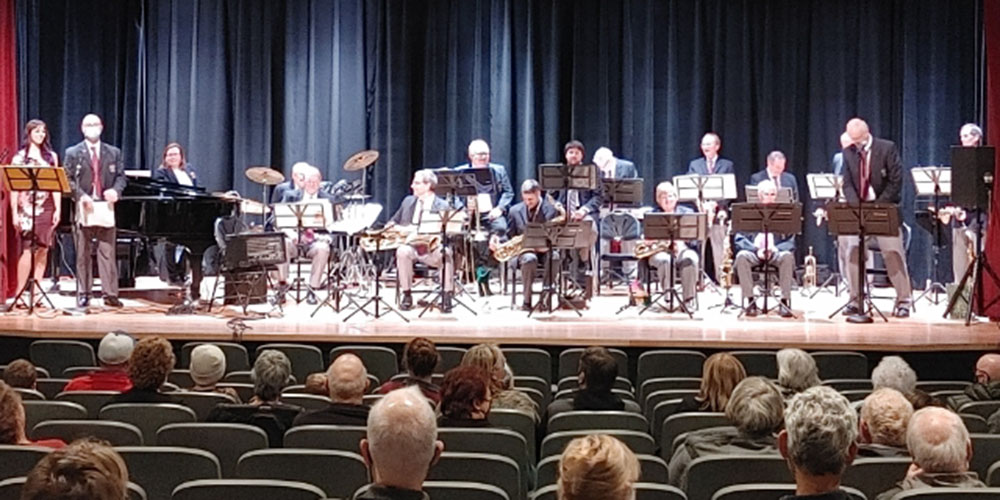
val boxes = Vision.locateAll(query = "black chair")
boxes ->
[547,410,648,433]
[639,377,702,403]
[33,378,71,399]
[255,344,324,384]
[970,434,1000,479]
[513,376,551,409]
[62,366,99,378]
[32,420,143,446]
[0,445,50,481]
[599,212,642,290]
[236,448,368,500]
[13,388,44,401]
[503,347,552,384]
[0,477,148,500]
[171,479,325,500]
[730,351,778,378]
[634,483,687,500]
[437,428,530,486]
[711,483,865,500]
[645,389,699,418]
[958,401,1000,419]
[435,346,468,374]
[558,347,628,381]
[649,398,685,443]
[822,379,873,391]
[659,412,729,459]
[157,423,269,478]
[283,424,366,452]
[99,403,198,443]
[637,351,706,385]
[29,340,96,377]
[279,393,332,411]
[488,409,537,462]
[428,452,521,500]
[217,383,253,402]
[916,380,972,392]
[960,413,989,433]
[168,370,195,389]
[172,391,238,420]
[116,446,220,500]
[684,454,788,500]
[180,342,251,374]
[22,400,87,431]
[541,430,655,458]
[422,480,510,500]
[891,489,1000,499]
[223,371,253,383]
[329,345,397,384]
[556,375,633,393]
[810,351,868,380]
[54,390,119,418]
[841,456,910,500]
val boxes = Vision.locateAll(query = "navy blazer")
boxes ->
[687,156,735,176]
[748,170,799,201]
[271,180,294,204]
[561,158,639,217]
[152,165,199,188]
[454,162,514,213]
[506,198,559,239]
[389,195,450,226]
[840,137,903,205]
[65,140,127,202]
[735,230,796,254]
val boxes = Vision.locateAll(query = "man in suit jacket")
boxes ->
[840,118,912,318]
[390,169,455,312]
[643,181,700,308]
[276,166,334,304]
[749,151,799,201]
[454,139,514,235]
[65,114,127,309]
[686,132,736,283]
[491,179,560,310]
[734,179,795,318]
[270,162,311,204]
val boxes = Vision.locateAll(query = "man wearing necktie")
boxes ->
[686,132,735,283]
[749,151,799,202]
[65,114,127,309]
[278,165,335,305]
[734,179,795,318]
[840,118,913,318]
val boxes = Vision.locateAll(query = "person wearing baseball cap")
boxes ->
[188,344,240,402]
[63,331,134,392]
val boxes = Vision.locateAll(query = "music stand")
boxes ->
[343,228,408,322]
[825,201,900,323]
[1,165,71,313]
[674,173,737,293]
[450,166,496,286]
[806,173,845,297]
[638,212,707,317]
[745,186,795,203]
[946,145,998,325]
[539,163,599,302]
[911,166,950,305]
[731,202,803,316]
[273,201,331,303]
[524,220,591,317]
[419,170,477,316]
[603,178,644,210]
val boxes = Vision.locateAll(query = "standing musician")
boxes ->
[840,118,913,318]
[734,179,795,318]
[66,114,126,309]
[490,180,560,310]
[454,139,514,235]
[560,140,598,297]
[749,151,799,201]
[277,165,334,305]
[687,132,735,283]
[389,169,455,312]
[640,181,700,310]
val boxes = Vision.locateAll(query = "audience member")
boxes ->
[909,389,945,410]
[558,434,640,500]
[0,380,65,448]
[294,353,371,427]
[547,346,641,420]
[207,349,302,446]
[2,358,37,389]
[777,349,821,399]
[858,388,913,457]
[358,386,443,500]
[778,386,858,499]
[21,438,128,500]
[461,343,538,422]
[107,336,176,404]
[948,353,1000,410]
[872,356,917,396]
[376,337,441,404]
[187,344,240,402]
[438,365,493,428]
[673,352,746,415]
[304,372,328,396]
[669,377,784,488]
[876,407,986,500]
[63,331,134,392]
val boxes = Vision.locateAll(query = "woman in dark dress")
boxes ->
[8,120,60,304]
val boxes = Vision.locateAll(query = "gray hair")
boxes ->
[414,169,438,187]
[784,386,858,476]
[961,123,983,141]
[767,150,786,163]
[777,349,821,393]
[725,377,784,436]
[861,388,914,448]
[252,350,293,401]
[756,178,777,194]
[655,181,677,198]
[906,407,970,473]
[367,386,439,482]
[871,356,917,395]
[521,179,541,194]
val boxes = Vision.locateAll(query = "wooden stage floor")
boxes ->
[2,277,998,352]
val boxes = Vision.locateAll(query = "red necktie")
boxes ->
[91,146,103,198]
[707,158,714,174]
[858,148,869,201]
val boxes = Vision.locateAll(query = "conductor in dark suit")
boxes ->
[687,132,735,282]
[748,151,799,201]
[840,118,912,318]
[491,179,560,310]
[65,114,127,309]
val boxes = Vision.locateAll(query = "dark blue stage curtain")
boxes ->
[17,0,981,284]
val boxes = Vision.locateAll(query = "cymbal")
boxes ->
[245,166,285,185]
[343,150,379,172]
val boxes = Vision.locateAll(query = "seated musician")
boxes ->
[277,165,334,305]
[640,182,700,310]
[455,139,514,235]
[734,179,795,318]
[749,151,799,201]
[490,180,560,311]
[271,161,310,204]
[151,143,198,286]
[389,169,455,313]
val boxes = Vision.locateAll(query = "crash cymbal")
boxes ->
[343,150,379,172]
[245,166,285,186]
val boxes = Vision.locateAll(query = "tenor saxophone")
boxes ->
[719,240,735,289]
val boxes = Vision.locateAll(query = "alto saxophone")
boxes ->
[492,195,566,263]
[719,240,735,289]
[634,240,673,260]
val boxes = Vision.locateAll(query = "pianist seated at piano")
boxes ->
[276,165,334,305]
[733,179,795,318]
[638,181,699,310]
[150,143,198,285]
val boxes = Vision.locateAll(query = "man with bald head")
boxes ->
[840,118,913,318]
[948,354,1000,411]
[875,407,985,500]
[358,386,443,500]
[292,353,370,426]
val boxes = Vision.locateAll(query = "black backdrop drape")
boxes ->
[16,0,982,284]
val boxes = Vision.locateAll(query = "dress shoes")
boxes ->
[744,301,760,317]
[400,291,413,311]
[77,295,91,308]
[779,300,794,318]
[104,296,123,308]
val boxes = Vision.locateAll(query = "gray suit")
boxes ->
[277,189,335,289]
[66,140,127,300]
[687,156,735,282]
[506,199,560,305]
[391,195,455,292]
[645,205,700,301]
[734,230,796,301]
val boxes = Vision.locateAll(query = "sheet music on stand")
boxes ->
[523,220,592,250]
[538,163,598,191]
[273,201,332,230]
[745,186,795,203]
[603,178,644,209]
[643,212,708,242]
[672,173,737,202]
[911,166,951,197]
[417,210,467,235]
[806,173,843,201]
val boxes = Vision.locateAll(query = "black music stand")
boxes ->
[731,202,803,317]
[419,170,478,316]
[273,200,331,304]
[825,202,900,323]
[911,166,950,305]
[212,231,287,316]
[538,163,598,300]
[945,145,997,325]
[450,166,496,286]
[638,212,707,317]
[674,173,737,294]
[806,173,845,298]
[1,165,71,313]
[524,221,591,317]
[344,229,407,322]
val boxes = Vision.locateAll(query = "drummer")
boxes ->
[271,162,310,204]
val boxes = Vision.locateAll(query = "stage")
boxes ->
[1,277,997,352]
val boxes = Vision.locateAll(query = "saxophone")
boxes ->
[719,239,735,289]
[803,246,817,289]
[634,240,673,260]
[492,194,565,262]
[359,226,439,253]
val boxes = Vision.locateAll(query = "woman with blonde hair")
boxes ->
[672,352,746,415]
[461,343,539,422]
[558,434,640,500]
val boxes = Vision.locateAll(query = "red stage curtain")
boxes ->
[981,0,1000,318]
[0,0,18,300]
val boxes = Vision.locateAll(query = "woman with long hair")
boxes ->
[672,352,747,415]
[8,119,60,304]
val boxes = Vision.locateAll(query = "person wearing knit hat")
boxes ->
[188,344,240,402]
[63,331,134,393]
